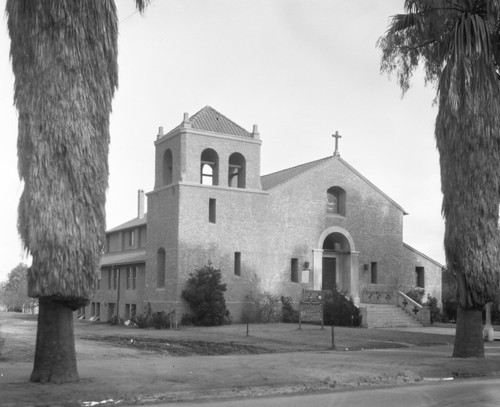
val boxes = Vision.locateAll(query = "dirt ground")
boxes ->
[1,312,500,406]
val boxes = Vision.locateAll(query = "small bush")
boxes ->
[406,288,425,305]
[181,313,196,326]
[107,315,124,326]
[181,263,231,326]
[323,289,361,327]
[152,311,171,329]
[281,296,299,323]
[425,294,442,324]
[255,291,282,323]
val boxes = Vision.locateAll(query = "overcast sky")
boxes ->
[0,0,443,283]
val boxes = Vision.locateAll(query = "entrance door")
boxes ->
[322,257,337,292]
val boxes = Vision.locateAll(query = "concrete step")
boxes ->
[359,303,423,328]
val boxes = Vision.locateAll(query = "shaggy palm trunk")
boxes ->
[31,298,78,383]
[6,0,122,383]
[453,306,484,358]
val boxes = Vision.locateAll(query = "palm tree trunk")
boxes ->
[30,297,78,383]
[452,306,484,358]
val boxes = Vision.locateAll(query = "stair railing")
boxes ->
[396,291,430,325]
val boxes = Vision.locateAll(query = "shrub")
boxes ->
[406,288,425,305]
[323,289,361,327]
[254,291,282,323]
[107,315,124,326]
[132,302,154,328]
[281,296,299,323]
[181,313,195,326]
[152,311,171,329]
[181,263,231,326]
[425,294,442,324]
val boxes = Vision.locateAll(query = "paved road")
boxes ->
[160,378,500,407]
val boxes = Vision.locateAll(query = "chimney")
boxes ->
[137,189,145,219]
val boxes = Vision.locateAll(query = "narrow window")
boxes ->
[125,304,130,320]
[371,262,378,284]
[132,267,137,290]
[97,270,101,290]
[91,302,96,316]
[234,252,241,276]
[96,302,101,318]
[209,198,216,223]
[113,268,119,290]
[291,258,299,283]
[416,267,425,288]
[157,248,166,288]
[129,230,135,247]
[162,149,173,186]
[126,267,131,290]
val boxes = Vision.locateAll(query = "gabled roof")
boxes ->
[261,157,331,191]
[403,243,445,269]
[107,214,147,233]
[260,156,408,214]
[188,106,252,138]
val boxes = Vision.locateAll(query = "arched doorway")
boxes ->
[322,232,351,292]
[313,227,360,303]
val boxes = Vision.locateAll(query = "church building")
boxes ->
[89,106,443,327]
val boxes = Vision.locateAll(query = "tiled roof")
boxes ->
[189,106,252,138]
[107,214,147,233]
[261,157,331,190]
[100,248,146,267]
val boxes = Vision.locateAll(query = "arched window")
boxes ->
[200,149,219,185]
[327,186,346,216]
[162,149,173,186]
[157,248,166,288]
[228,152,246,188]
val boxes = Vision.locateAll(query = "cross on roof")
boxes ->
[332,131,342,157]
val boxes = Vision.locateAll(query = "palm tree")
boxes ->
[379,0,500,357]
[6,0,148,383]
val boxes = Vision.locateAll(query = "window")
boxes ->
[416,267,425,288]
[200,149,219,185]
[125,266,137,290]
[129,230,135,247]
[125,304,130,320]
[113,268,119,290]
[108,269,112,290]
[209,198,216,223]
[228,152,246,188]
[327,186,346,216]
[234,252,241,276]
[97,270,101,290]
[162,149,173,185]
[291,258,299,283]
[130,304,137,319]
[371,262,378,284]
[157,248,166,288]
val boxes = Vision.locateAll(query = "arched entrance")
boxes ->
[313,227,360,304]
[322,232,351,292]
